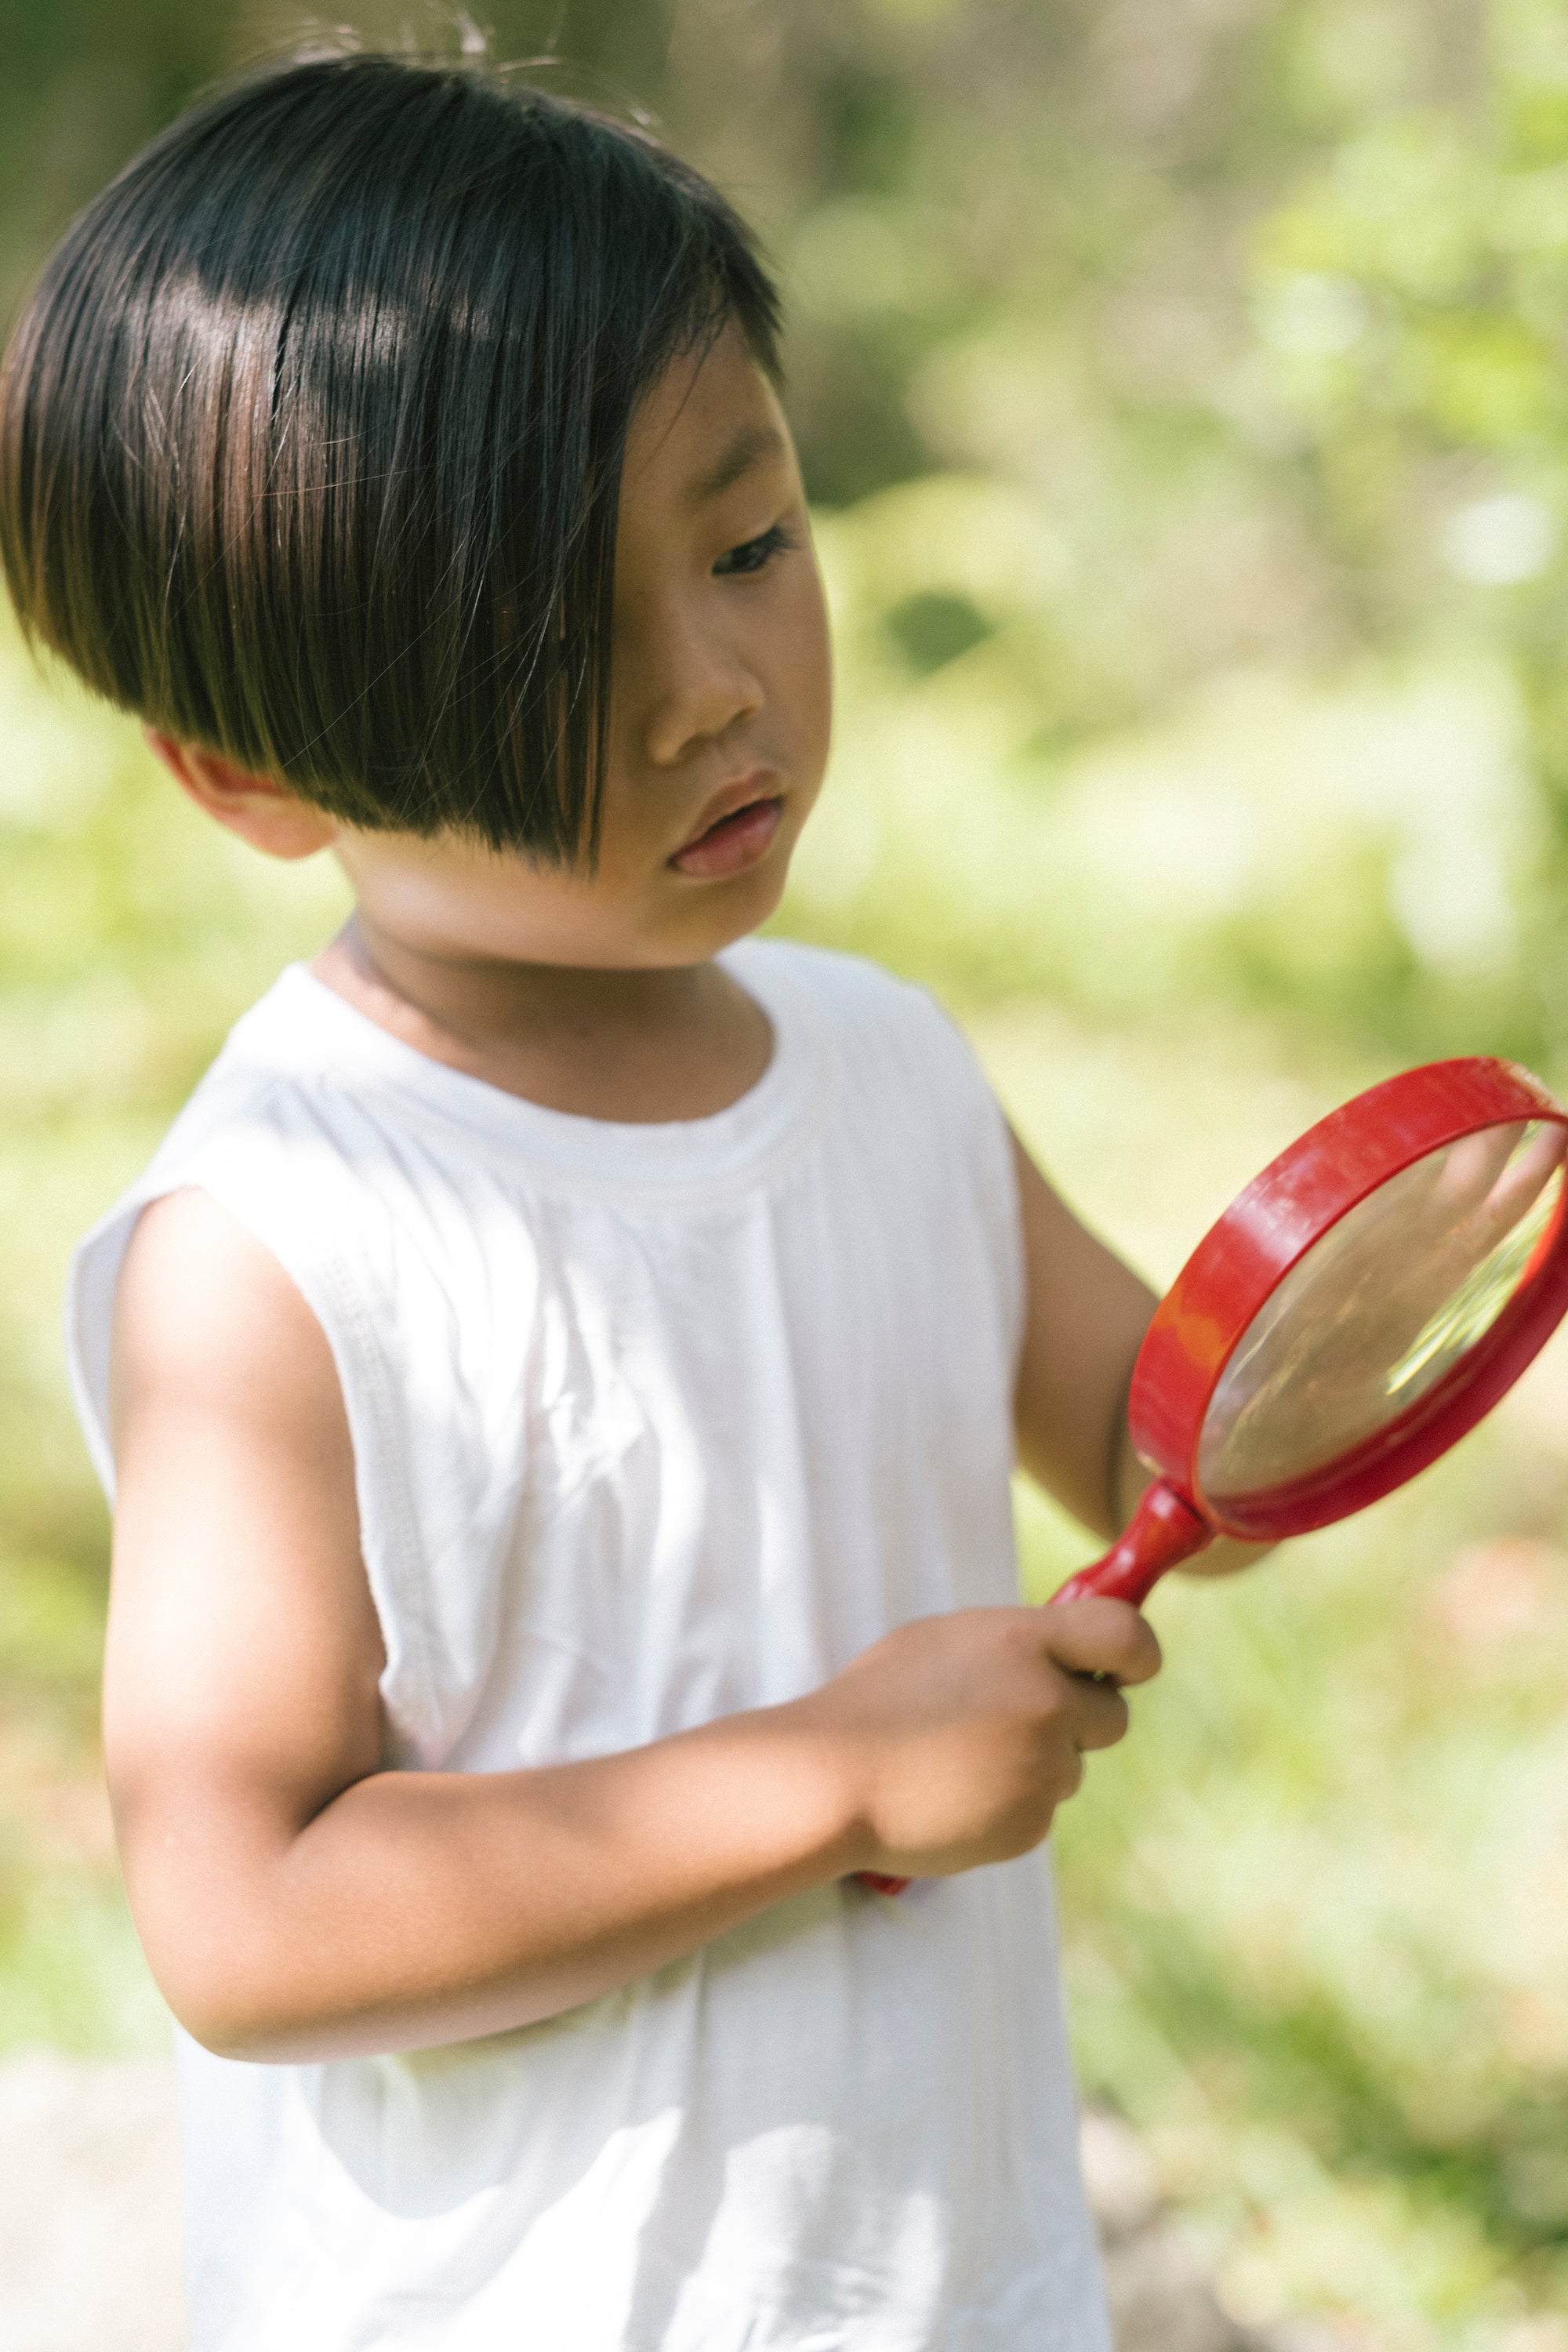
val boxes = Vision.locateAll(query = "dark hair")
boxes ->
[0,53,782,859]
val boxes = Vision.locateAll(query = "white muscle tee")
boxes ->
[67,937,1110,2352]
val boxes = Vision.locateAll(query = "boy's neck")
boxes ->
[310,917,775,1124]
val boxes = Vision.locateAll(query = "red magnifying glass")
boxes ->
[861,1057,1568,1896]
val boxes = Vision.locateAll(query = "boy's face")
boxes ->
[330,325,833,972]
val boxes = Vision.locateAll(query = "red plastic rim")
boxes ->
[1128,1058,1568,1541]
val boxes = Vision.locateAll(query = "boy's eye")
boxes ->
[713,522,796,578]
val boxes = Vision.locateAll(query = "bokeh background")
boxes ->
[3,0,1568,2342]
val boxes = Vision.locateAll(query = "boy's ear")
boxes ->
[144,731,339,861]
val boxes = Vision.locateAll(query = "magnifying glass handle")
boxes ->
[856,1481,1211,1897]
[1052,1479,1210,1608]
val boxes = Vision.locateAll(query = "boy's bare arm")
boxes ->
[105,1189,1159,2066]
[1010,1132,1269,1574]
[1009,1128,1157,1539]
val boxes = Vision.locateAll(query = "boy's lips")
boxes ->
[670,776,784,879]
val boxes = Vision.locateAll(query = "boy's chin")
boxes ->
[653,859,793,963]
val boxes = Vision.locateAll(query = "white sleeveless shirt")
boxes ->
[68,938,1109,2352]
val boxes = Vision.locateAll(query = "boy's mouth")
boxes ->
[670,782,784,879]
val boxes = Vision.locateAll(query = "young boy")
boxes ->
[5,51,1175,2350]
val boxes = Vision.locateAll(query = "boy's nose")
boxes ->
[639,612,764,768]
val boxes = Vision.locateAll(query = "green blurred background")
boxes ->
[4,0,1568,2341]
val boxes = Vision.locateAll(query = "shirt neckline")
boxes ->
[241,939,825,1196]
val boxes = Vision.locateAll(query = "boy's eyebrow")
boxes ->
[688,424,786,506]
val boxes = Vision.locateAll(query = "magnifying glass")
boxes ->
[859,1057,1568,1896]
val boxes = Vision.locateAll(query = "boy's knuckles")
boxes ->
[1071,1688,1130,1752]
[1116,1616,1163,1685]
[1044,1595,1161,1685]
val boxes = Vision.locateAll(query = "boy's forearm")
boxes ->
[133,1702,868,2064]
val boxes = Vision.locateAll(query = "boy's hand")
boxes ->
[800,1599,1160,1882]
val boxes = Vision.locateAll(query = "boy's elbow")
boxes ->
[117,1800,369,2063]
[154,1951,306,2065]
[165,1972,361,2066]
[179,2009,274,2065]
[150,1915,439,2064]
[129,1885,339,2063]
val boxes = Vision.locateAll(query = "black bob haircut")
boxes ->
[0,53,782,860]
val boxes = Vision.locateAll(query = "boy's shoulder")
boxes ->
[729,934,946,1036]
[731,935,982,1094]
[117,967,356,1207]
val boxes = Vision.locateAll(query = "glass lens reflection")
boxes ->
[1196,1120,1566,1506]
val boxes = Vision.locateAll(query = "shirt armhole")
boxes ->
[67,1160,442,1760]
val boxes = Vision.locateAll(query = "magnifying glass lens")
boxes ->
[1196,1119,1567,1508]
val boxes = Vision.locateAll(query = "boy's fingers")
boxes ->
[1040,1595,1163,1688]
[1063,1681,1129,1755]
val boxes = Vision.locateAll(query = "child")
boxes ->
[2,50,1173,2350]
